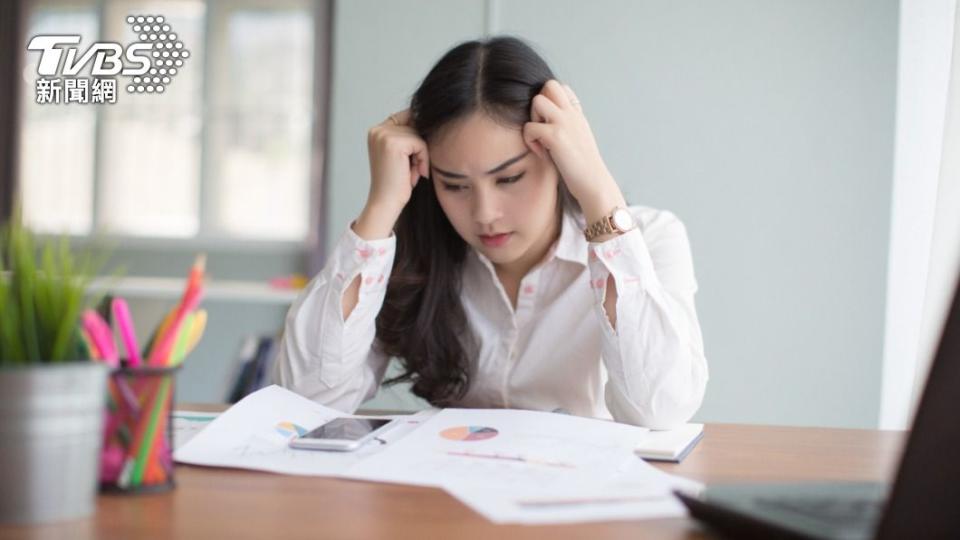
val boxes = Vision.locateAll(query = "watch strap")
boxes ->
[584,214,616,242]
[584,207,634,241]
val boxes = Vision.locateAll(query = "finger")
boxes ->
[561,83,581,111]
[531,94,562,123]
[410,156,423,186]
[383,108,412,127]
[526,138,545,161]
[531,103,545,123]
[410,145,429,185]
[522,121,551,159]
[414,144,429,178]
[393,108,412,125]
[541,80,571,110]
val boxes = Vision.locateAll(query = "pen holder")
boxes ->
[100,364,181,494]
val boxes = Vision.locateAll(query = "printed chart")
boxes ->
[349,408,650,492]
[275,421,307,439]
[440,426,499,442]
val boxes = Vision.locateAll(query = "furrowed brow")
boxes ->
[431,150,530,179]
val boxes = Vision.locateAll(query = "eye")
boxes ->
[441,183,468,192]
[497,172,525,185]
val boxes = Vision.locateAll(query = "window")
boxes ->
[19,0,319,242]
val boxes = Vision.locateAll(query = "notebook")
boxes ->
[634,423,704,463]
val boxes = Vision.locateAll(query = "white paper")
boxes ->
[173,385,431,476]
[173,410,220,450]
[174,387,702,525]
[445,457,703,524]
[345,408,650,490]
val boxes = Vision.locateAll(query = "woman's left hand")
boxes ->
[522,79,618,205]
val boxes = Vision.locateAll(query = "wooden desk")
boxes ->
[0,407,906,540]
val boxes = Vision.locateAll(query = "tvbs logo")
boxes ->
[28,35,152,77]
[27,15,189,104]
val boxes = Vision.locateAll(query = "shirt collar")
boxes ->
[553,210,589,266]
[470,211,588,271]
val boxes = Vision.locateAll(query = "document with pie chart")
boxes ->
[173,386,699,524]
[345,407,653,490]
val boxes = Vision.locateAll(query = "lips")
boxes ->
[479,232,512,248]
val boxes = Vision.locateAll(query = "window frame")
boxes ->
[20,0,330,259]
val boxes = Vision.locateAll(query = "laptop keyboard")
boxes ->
[754,496,883,526]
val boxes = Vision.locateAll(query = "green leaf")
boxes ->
[0,207,116,365]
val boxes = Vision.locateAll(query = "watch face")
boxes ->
[612,208,634,231]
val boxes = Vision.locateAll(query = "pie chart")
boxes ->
[275,421,307,438]
[440,425,499,442]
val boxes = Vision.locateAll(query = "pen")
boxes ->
[148,254,205,366]
[112,297,142,367]
[171,312,195,367]
[81,309,118,367]
[83,308,141,415]
[170,309,207,367]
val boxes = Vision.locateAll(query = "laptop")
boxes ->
[675,271,960,539]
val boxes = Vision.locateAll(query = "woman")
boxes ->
[273,36,707,429]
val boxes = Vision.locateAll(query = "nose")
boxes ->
[472,184,503,228]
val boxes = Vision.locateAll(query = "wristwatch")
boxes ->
[584,207,636,241]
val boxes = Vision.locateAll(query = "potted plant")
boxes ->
[0,215,110,524]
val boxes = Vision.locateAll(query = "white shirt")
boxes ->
[273,205,708,429]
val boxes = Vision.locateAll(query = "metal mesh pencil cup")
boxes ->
[100,364,180,494]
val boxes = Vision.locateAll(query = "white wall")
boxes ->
[881,0,956,430]
[912,2,960,424]
[328,0,899,427]
[325,0,488,240]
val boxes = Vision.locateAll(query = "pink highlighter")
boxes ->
[111,298,142,367]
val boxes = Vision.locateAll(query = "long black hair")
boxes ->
[375,36,580,406]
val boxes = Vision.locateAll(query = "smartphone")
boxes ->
[288,417,397,452]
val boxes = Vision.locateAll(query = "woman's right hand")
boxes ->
[363,109,429,221]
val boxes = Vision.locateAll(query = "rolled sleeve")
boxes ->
[272,224,395,411]
[332,224,396,328]
[587,209,708,429]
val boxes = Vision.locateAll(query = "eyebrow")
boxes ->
[431,150,530,180]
